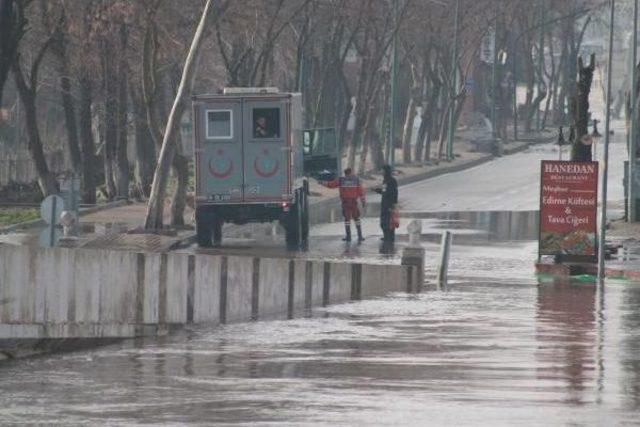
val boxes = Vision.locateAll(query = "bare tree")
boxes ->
[144,0,225,230]
[0,0,24,107]
[11,2,58,196]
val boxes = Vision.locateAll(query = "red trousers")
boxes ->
[341,199,361,221]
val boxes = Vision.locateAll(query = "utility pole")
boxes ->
[512,33,518,142]
[491,2,499,153]
[629,0,638,222]
[536,0,545,131]
[598,0,616,285]
[388,0,399,166]
[447,0,460,161]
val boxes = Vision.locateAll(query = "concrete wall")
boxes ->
[0,243,419,340]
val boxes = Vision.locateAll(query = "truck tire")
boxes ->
[196,208,213,248]
[285,190,303,248]
[212,219,223,246]
[301,186,309,243]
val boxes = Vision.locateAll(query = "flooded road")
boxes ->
[2,142,640,425]
[2,211,640,425]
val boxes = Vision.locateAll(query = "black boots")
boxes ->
[343,225,352,242]
[344,225,365,243]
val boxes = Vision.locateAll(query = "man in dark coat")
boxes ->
[374,164,398,242]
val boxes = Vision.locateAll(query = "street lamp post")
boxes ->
[388,0,399,166]
[598,0,616,284]
[629,0,638,222]
[446,0,460,161]
[512,34,518,142]
[536,0,545,131]
[491,1,502,155]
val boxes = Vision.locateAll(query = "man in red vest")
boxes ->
[321,168,366,242]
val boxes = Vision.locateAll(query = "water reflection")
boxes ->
[621,285,640,409]
[536,281,596,405]
[414,210,539,244]
[3,209,640,424]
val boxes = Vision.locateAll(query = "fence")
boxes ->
[0,148,67,187]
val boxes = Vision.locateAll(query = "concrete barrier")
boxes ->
[0,243,420,342]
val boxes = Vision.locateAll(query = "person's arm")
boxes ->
[357,182,366,208]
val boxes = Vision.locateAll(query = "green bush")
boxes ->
[0,208,40,227]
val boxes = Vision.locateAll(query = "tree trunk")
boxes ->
[414,110,428,162]
[0,0,23,108]
[144,0,215,230]
[78,74,97,204]
[114,24,130,199]
[357,101,380,175]
[170,148,189,227]
[571,54,595,161]
[59,69,82,173]
[435,98,453,160]
[424,82,443,162]
[102,40,117,200]
[414,80,439,162]
[131,86,155,198]
[401,95,416,164]
[402,63,420,164]
[12,63,57,196]
[336,72,352,160]
[115,65,130,199]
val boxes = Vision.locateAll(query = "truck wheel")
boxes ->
[212,219,223,246]
[285,214,300,248]
[196,209,213,248]
[301,187,309,243]
[285,194,301,248]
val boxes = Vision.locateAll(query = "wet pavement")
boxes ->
[2,210,640,425]
[2,140,640,425]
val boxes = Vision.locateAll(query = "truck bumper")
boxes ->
[195,203,290,225]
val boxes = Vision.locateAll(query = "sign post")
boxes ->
[539,161,599,262]
[40,194,64,247]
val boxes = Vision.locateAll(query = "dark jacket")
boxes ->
[376,176,398,210]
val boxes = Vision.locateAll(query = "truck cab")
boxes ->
[193,88,308,248]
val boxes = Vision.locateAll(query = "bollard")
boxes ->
[436,230,453,288]
[60,211,76,237]
[401,220,425,292]
[407,219,422,247]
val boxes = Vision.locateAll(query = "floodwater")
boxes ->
[2,210,640,426]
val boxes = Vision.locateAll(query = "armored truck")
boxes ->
[192,88,309,248]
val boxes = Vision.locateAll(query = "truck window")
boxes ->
[206,110,232,140]
[253,108,280,139]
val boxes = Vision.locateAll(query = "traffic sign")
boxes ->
[40,195,64,225]
[38,227,61,248]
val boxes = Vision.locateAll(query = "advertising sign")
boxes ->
[539,161,598,257]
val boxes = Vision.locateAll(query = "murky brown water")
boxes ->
[1,212,640,425]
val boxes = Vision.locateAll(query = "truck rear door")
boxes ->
[242,99,289,202]
[198,100,243,202]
